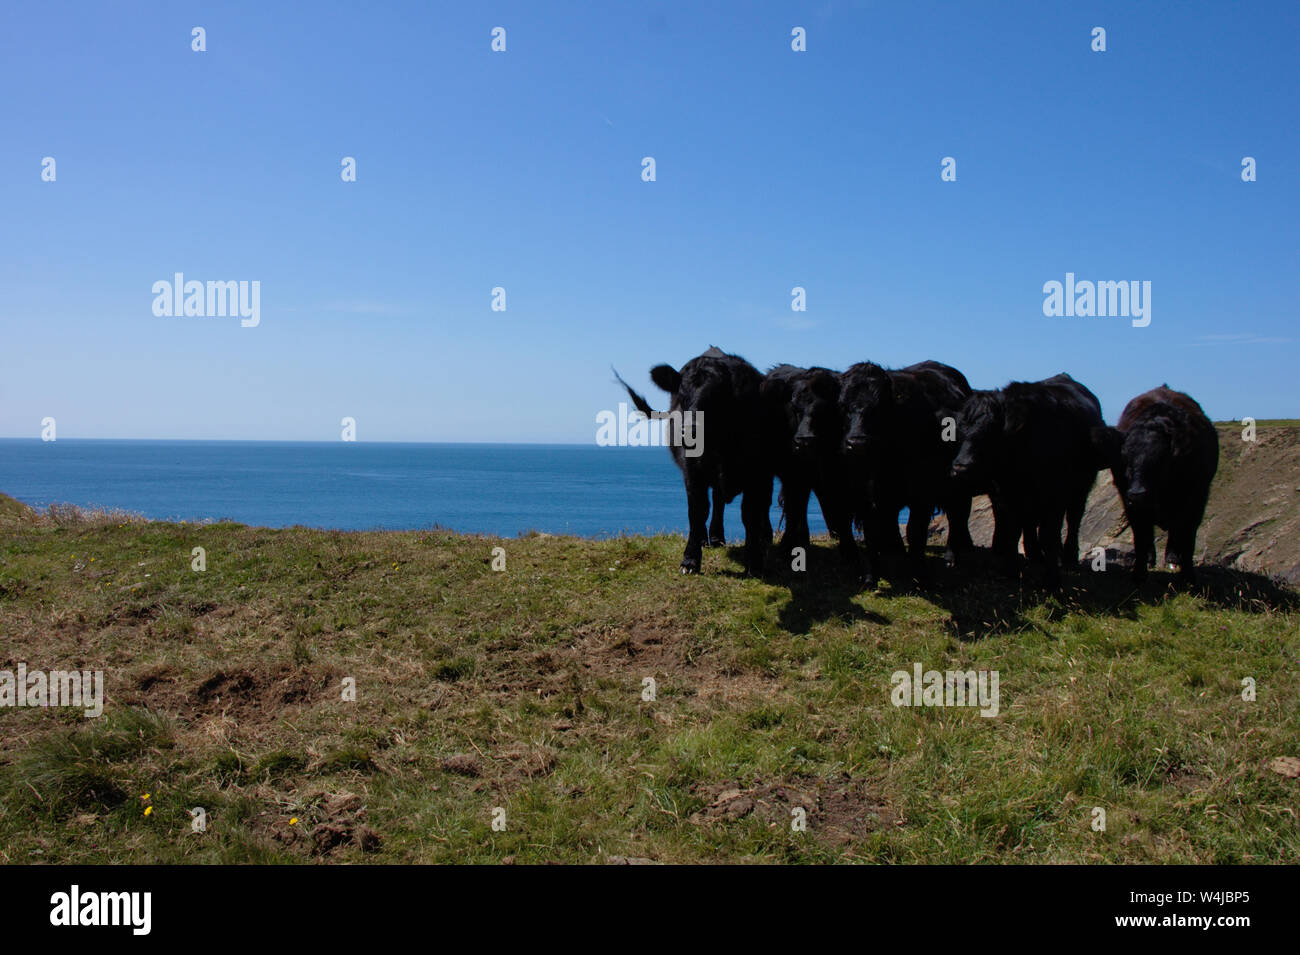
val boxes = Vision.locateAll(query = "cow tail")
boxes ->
[612,367,658,418]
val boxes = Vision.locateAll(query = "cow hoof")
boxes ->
[707,537,726,548]
[680,561,700,575]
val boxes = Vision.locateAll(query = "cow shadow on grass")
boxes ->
[714,540,1296,639]
[884,546,1299,642]
[717,542,891,634]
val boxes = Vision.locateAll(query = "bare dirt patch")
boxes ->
[267,790,382,857]
[689,776,897,847]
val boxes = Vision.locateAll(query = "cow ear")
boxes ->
[649,364,681,394]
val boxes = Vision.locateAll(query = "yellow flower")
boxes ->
[289,817,298,826]
[143,806,153,816]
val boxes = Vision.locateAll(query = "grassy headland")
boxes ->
[0,491,1297,864]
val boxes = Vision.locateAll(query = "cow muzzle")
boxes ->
[1126,488,1151,509]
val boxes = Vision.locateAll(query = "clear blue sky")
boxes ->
[2,1,1296,442]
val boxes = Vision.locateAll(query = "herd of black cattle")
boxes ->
[618,347,1220,588]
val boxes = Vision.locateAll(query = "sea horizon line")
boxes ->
[0,437,651,448]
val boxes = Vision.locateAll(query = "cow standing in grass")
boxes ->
[760,365,863,582]
[618,347,774,576]
[1092,385,1219,582]
[951,373,1103,585]
[838,360,974,584]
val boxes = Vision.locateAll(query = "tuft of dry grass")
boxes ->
[38,502,148,528]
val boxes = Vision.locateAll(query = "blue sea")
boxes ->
[0,439,843,539]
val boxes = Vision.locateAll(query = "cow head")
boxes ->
[791,370,842,458]
[762,368,842,459]
[646,359,725,460]
[1110,421,1185,515]
[838,362,894,460]
[661,357,735,415]
[950,390,1005,487]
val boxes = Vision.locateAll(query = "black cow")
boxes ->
[617,347,773,576]
[1092,386,1219,582]
[759,365,862,579]
[838,360,974,583]
[951,373,1103,585]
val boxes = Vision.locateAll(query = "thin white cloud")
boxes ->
[1190,333,1293,346]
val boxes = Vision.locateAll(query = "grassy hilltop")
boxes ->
[0,488,1298,865]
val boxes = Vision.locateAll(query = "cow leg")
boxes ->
[780,480,813,561]
[852,498,878,587]
[1022,518,1044,563]
[817,490,847,542]
[1167,523,1196,582]
[905,502,931,583]
[1039,505,1066,588]
[877,504,905,554]
[943,492,973,567]
[1063,493,1086,570]
[740,475,773,577]
[822,493,866,586]
[1130,518,1154,583]
[707,485,726,546]
[680,479,710,574]
[989,495,1021,575]
[868,501,903,580]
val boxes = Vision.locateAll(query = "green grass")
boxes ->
[1,510,1297,864]
[1216,419,1300,428]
